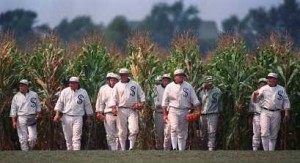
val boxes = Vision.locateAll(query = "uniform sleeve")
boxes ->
[137,84,145,102]
[217,89,223,112]
[54,90,64,112]
[95,88,105,112]
[161,85,169,107]
[282,89,291,110]
[84,91,93,115]
[190,86,200,106]
[249,94,254,112]
[35,93,42,113]
[10,96,18,117]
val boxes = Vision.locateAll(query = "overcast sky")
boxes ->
[0,0,284,30]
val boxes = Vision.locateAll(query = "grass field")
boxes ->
[0,150,299,163]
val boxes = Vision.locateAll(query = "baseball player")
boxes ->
[253,73,290,151]
[10,79,41,151]
[249,78,267,151]
[153,73,172,150]
[53,76,93,150]
[95,72,120,150]
[109,68,145,150]
[197,76,222,151]
[162,69,201,151]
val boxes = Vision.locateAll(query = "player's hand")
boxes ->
[112,107,118,116]
[163,115,168,124]
[53,114,60,122]
[253,90,259,96]
[12,121,17,129]
[96,112,105,122]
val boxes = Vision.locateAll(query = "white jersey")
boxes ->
[257,84,290,110]
[154,84,165,107]
[162,81,200,109]
[110,80,145,108]
[10,90,41,117]
[54,87,93,116]
[95,84,114,113]
[198,87,221,114]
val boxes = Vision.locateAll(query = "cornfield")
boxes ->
[0,31,299,150]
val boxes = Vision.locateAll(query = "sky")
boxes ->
[0,0,284,30]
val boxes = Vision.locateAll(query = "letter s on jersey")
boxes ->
[183,88,189,97]
[30,98,37,107]
[277,90,283,100]
[77,94,84,104]
[130,86,136,96]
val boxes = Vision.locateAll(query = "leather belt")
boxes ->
[201,113,218,116]
[262,107,280,112]
[119,107,130,109]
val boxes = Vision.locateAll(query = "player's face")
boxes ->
[267,77,277,87]
[69,82,79,90]
[120,73,129,82]
[19,84,28,93]
[174,74,184,84]
[161,78,171,87]
[108,78,118,87]
[259,82,267,88]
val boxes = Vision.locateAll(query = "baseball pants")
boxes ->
[163,120,172,150]
[104,113,119,150]
[260,109,281,151]
[252,114,261,150]
[117,108,139,150]
[153,111,164,150]
[199,114,218,150]
[17,115,37,151]
[168,107,189,151]
[61,114,83,150]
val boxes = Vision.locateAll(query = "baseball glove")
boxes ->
[186,111,200,122]
[131,102,145,111]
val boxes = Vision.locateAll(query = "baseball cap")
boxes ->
[174,69,185,75]
[19,79,29,85]
[258,78,267,83]
[162,73,171,79]
[106,72,120,80]
[266,73,278,79]
[119,68,129,74]
[204,76,213,83]
[69,77,79,83]
[155,75,162,81]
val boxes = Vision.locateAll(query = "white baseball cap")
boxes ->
[258,78,267,83]
[106,72,120,80]
[69,76,79,83]
[155,75,162,81]
[204,76,213,83]
[162,73,171,79]
[174,69,185,75]
[267,73,278,79]
[119,68,129,74]
[19,79,29,85]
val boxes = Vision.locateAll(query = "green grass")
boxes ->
[0,150,300,163]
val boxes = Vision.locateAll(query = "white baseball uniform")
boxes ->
[10,90,41,151]
[109,79,145,150]
[249,93,262,150]
[54,87,93,150]
[256,84,290,151]
[96,84,118,150]
[153,84,171,150]
[198,86,221,150]
[162,81,200,151]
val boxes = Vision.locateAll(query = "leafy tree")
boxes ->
[104,16,130,51]
[141,1,201,48]
[55,16,102,42]
[222,0,300,47]
[0,9,37,44]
